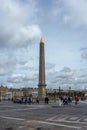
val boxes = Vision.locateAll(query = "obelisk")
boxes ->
[38,37,46,100]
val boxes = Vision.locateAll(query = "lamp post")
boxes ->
[59,86,61,98]
[69,86,71,96]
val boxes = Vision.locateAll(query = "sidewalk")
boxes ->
[79,100,87,104]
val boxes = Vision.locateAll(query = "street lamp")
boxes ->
[59,86,61,98]
[69,86,71,96]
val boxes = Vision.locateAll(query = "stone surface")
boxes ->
[38,38,46,100]
[0,101,87,130]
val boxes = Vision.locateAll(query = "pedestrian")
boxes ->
[45,97,49,104]
[58,97,62,106]
[74,95,79,105]
[36,97,39,104]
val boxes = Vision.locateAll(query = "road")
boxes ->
[0,101,87,130]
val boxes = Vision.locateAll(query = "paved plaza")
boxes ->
[0,101,87,130]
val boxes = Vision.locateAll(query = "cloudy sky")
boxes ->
[0,0,87,90]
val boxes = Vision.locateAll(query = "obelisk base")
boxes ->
[38,85,46,101]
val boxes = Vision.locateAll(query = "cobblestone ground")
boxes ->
[0,101,87,130]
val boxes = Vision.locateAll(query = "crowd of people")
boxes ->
[13,95,79,105]
[13,97,33,104]
[13,96,49,104]
[58,95,79,106]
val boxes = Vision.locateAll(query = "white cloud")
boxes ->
[52,0,87,27]
[11,25,41,48]
[46,67,87,90]
[60,67,71,72]
[80,47,87,60]
[46,62,56,70]
[6,72,38,88]
[0,0,41,48]
[0,0,41,88]
[0,68,6,76]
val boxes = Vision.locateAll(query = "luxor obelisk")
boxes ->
[38,37,46,100]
